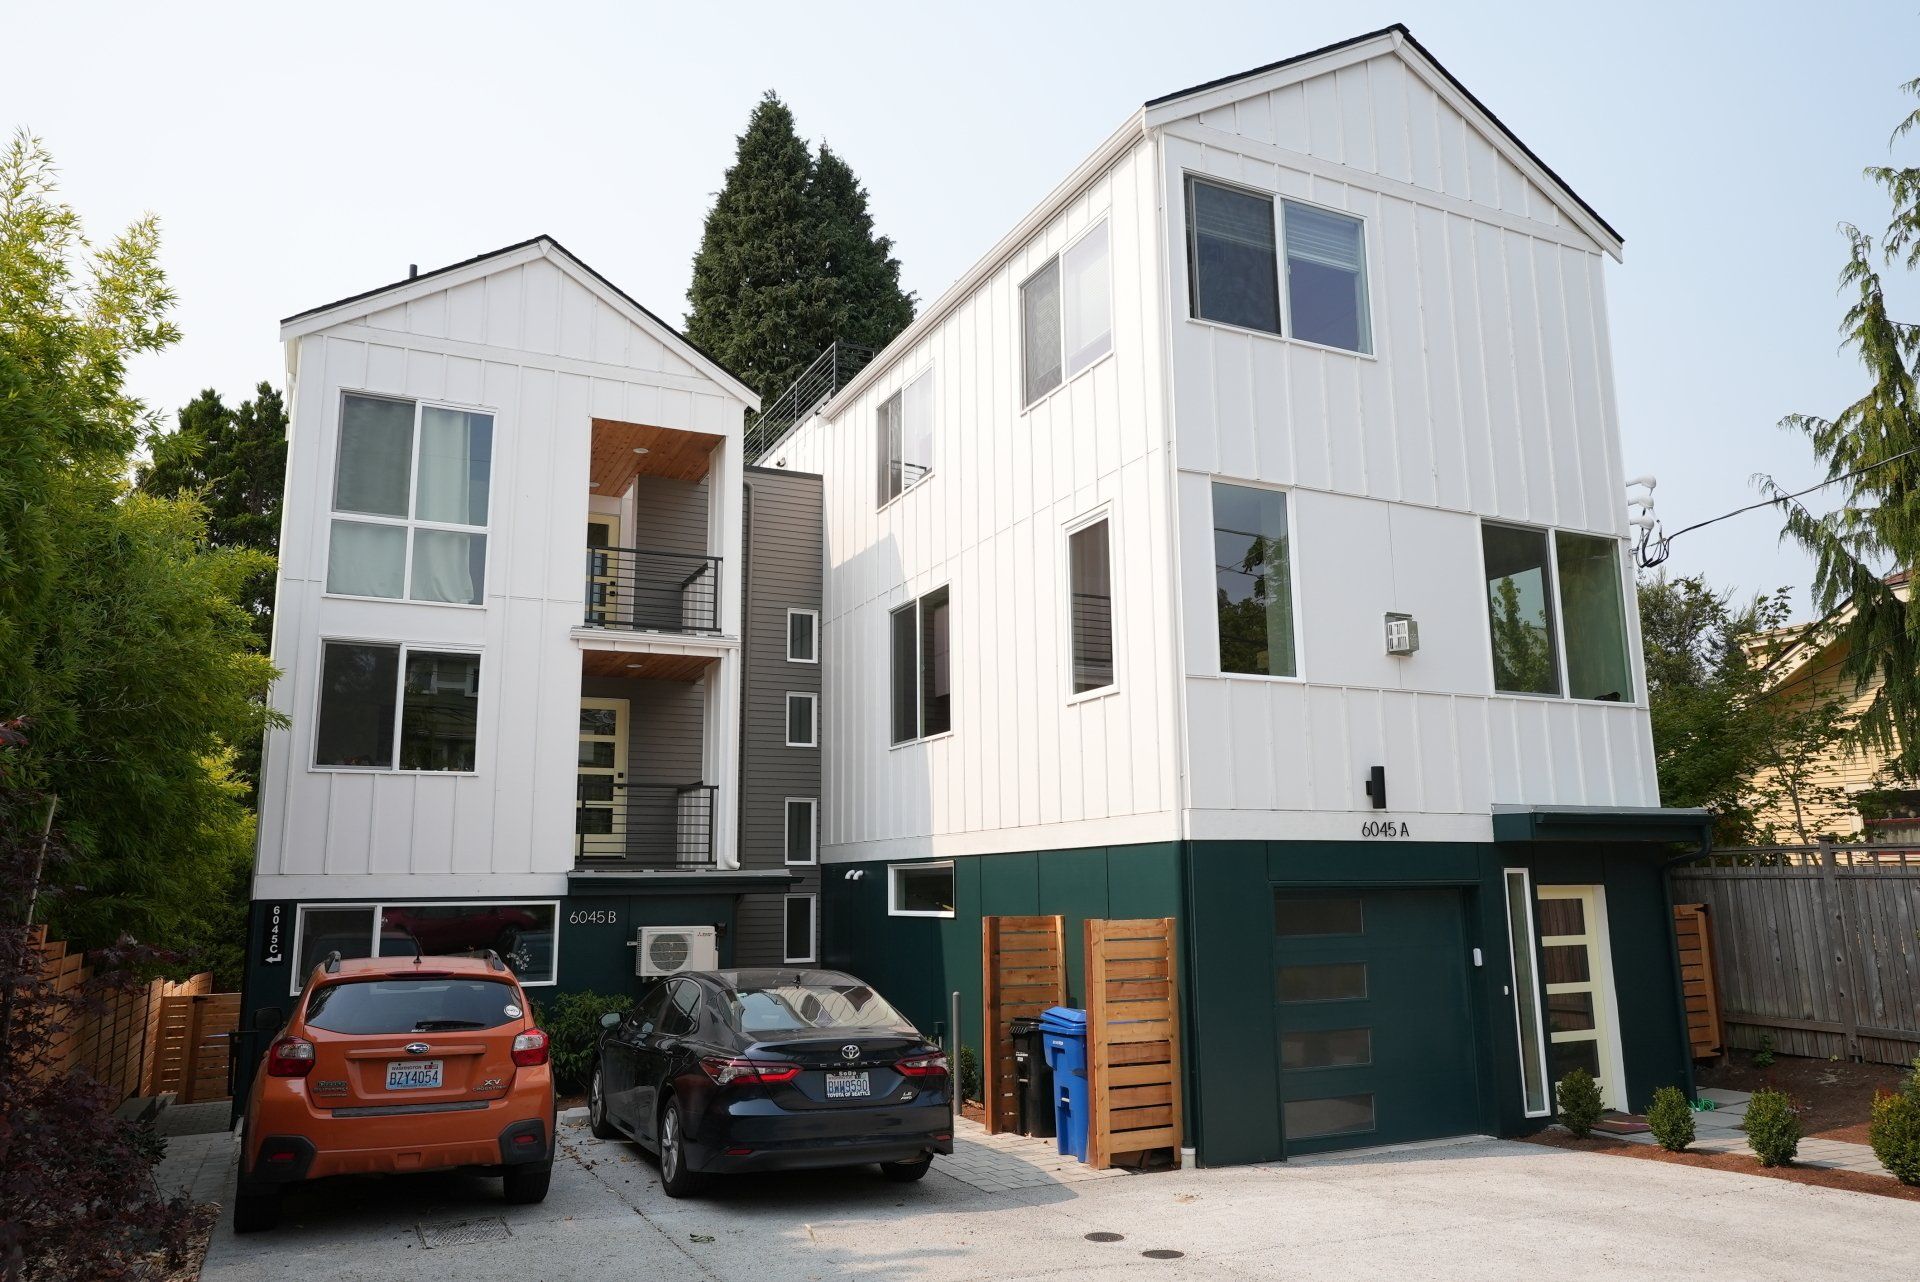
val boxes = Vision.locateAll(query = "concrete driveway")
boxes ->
[192,1114,1915,1281]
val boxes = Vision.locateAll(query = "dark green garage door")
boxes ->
[1273,887,1480,1155]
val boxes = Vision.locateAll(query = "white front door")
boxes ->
[1537,885,1627,1110]
[577,697,629,859]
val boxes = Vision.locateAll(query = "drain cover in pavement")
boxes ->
[1085,1232,1125,1243]
[1142,1249,1185,1260]
[417,1217,512,1249]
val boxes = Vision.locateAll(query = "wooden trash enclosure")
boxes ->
[1084,918,1183,1170]
[1673,903,1723,1060]
[149,992,242,1104]
[980,915,1067,1134]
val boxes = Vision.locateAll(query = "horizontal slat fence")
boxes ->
[1673,904,1724,1059]
[1673,844,1920,1065]
[981,915,1066,1134]
[1084,917,1183,1170]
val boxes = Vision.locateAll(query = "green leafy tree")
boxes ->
[0,132,278,977]
[687,92,912,405]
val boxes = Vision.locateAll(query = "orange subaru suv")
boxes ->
[235,953,554,1233]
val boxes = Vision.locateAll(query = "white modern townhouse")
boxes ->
[754,24,1708,1164]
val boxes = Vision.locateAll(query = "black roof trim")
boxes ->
[1145,23,1621,246]
[280,234,753,396]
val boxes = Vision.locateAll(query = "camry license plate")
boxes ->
[386,1060,443,1090]
[825,1070,870,1100]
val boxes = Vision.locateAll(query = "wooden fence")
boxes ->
[1084,918,1183,1170]
[1672,904,1724,1059]
[1673,844,1920,1065]
[980,915,1066,1135]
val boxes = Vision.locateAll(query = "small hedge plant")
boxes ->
[1869,1058,1920,1185]
[1647,1086,1695,1152]
[1556,1067,1604,1139]
[1744,1088,1801,1166]
[542,990,634,1094]
[956,1045,982,1104]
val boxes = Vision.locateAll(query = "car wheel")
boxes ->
[588,1068,620,1140]
[879,1155,933,1183]
[231,1178,280,1234]
[657,1099,706,1198]
[502,1160,552,1205]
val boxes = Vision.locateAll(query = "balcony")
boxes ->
[584,546,721,632]
[575,782,717,867]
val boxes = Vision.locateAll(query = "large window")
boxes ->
[1482,524,1633,701]
[1022,221,1112,406]
[889,586,951,743]
[1186,177,1371,354]
[1555,533,1633,702]
[1068,517,1114,695]
[315,642,479,771]
[328,394,493,605]
[1213,483,1297,678]
[1482,524,1561,696]
[290,901,557,993]
[888,861,955,918]
[784,798,817,865]
[876,371,933,507]
[783,894,817,964]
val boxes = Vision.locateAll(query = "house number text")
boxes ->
[568,908,619,926]
[1360,821,1411,838]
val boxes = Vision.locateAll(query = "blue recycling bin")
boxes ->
[1039,1006,1089,1160]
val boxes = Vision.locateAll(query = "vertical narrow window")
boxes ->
[1213,483,1297,677]
[315,642,400,768]
[1068,518,1114,694]
[785,693,817,748]
[1022,259,1063,405]
[1283,201,1370,353]
[783,894,817,964]
[784,798,817,865]
[1482,525,1561,696]
[1554,532,1632,702]
[889,587,952,743]
[876,372,933,506]
[919,586,951,736]
[786,609,819,663]
[1187,177,1280,334]
[400,651,481,770]
[889,603,918,745]
[1504,868,1550,1117]
[1061,221,1112,377]
[876,393,902,507]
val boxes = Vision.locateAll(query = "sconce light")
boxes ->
[1384,613,1419,656]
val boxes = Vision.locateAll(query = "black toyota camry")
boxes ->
[587,969,953,1196]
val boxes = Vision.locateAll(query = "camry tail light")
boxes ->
[896,1052,949,1078]
[511,1028,550,1067]
[700,1056,801,1086]
[266,1035,316,1077]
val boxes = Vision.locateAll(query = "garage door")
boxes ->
[1273,887,1480,1155]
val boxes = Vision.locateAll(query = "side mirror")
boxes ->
[600,1011,622,1029]
[253,1006,285,1033]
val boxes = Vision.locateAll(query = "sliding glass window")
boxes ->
[1482,524,1560,696]
[1555,533,1633,702]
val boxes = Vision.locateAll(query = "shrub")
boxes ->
[1869,1059,1920,1185]
[1745,1088,1802,1166]
[956,1045,982,1103]
[1753,1033,1775,1069]
[1555,1067,1604,1139]
[1647,1085,1695,1152]
[542,990,633,1094]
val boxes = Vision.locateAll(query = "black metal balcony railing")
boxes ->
[575,783,717,866]
[584,546,721,632]
[744,341,876,464]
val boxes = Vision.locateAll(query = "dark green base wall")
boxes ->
[824,839,1693,1167]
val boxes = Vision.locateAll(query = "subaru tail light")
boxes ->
[699,1056,801,1086]
[896,1052,949,1077]
[266,1035,316,1078]
[511,1028,550,1067]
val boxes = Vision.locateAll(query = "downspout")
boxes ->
[1660,830,1714,1102]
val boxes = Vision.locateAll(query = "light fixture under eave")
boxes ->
[588,481,599,488]
[633,446,650,455]
[625,662,644,669]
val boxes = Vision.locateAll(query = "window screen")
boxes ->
[1068,520,1114,694]
[1284,201,1370,353]
[1188,178,1280,333]
[1022,259,1063,404]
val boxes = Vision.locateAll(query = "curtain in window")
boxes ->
[1284,202,1369,353]
[1189,179,1281,334]
[408,409,491,603]
[411,529,486,604]
[334,395,413,515]
[1023,261,1063,404]
[902,372,933,487]
[1555,533,1633,701]
[327,520,406,597]
[1062,222,1112,376]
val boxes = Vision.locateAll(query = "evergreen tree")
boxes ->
[686,93,913,406]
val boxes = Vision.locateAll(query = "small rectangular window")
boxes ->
[919,587,951,736]
[1280,1028,1373,1071]
[784,798,817,865]
[1504,868,1551,1117]
[1022,259,1063,404]
[1554,532,1632,702]
[1068,519,1114,695]
[1273,897,1364,937]
[1277,963,1367,1003]
[889,603,918,745]
[1284,1094,1375,1140]
[786,609,819,664]
[890,587,951,743]
[1214,483,1297,677]
[888,862,955,917]
[1283,201,1370,353]
[785,693,817,748]
[1482,524,1561,696]
[876,372,933,506]
[1188,178,1280,334]
[315,642,399,768]
[783,894,817,964]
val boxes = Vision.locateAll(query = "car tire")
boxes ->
[502,1160,552,1205]
[657,1099,706,1199]
[879,1155,933,1183]
[588,1068,621,1140]
[231,1180,280,1234]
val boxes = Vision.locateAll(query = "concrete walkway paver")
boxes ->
[1616,1088,1890,1177]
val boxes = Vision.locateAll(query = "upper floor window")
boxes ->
[785,692,818,748]
[314,641,480,771]
[876,372,933,507]
[890,586,951,744]
[1186,177,1371,355]
[1482,524,1632,702]
[328,394,494,605]
[1022,221,1113,406]
[1213,483,1297,678]
[787,609,819,663]
[1068,516,1114,695]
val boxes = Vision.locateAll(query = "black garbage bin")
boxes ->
[1010,1015,1056,1138]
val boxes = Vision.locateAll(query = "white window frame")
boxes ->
[323,391,496,607]
[876,370,934,510]
[310,639,484,775]
[1181,173,1376,360]
[783,797,818,866]
[1064,504,1118,702]
[1501,868,1552,1119]
[288,899,560,996]
[887,860,956,919]
[784,692,818,748]
[782,893,818,964]
[1021,219,1114,411]
[1478,521,1638,706]
[785,609,820,664]
[888,586,953,746]
[1209,479,1307,683]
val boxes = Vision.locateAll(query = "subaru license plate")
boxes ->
[825,1070,870,1100]
[386,1060,443,1090]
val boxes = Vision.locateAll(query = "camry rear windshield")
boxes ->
[303,978,521,1035]
[727,981,908,1035]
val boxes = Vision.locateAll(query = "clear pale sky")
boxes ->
[8,1,1912,617]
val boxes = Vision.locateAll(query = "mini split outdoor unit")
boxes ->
[634,925,718,977]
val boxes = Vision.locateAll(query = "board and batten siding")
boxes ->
[1160,53,1657,836]
[258,248,749,900]
[769,135,1180,864]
